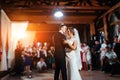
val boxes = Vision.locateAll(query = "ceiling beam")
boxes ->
[99,2,120,19]
[5,9,97,13]
[6,14,96,24]
[5,11,98,16]
[39,6,110,10]
[3,6,110,11]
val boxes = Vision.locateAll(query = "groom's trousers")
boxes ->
[54,58,67,80]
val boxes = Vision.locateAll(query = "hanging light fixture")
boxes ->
[54,9,63,18]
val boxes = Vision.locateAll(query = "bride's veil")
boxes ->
[74,28,81,51]
[74,28,82,70]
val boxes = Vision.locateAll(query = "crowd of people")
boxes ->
[84,36,120,75]
[76,35,120,77]
[14,41,55,78]
[14,24,120,80]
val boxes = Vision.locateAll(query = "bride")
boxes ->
[64,27,82,80]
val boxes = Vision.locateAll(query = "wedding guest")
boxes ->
[37,57,47,72]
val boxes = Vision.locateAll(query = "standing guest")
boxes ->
[113,36,120,62]
[32,46,37,69]
[14,44,24,75]
[100,40,107,70]
[36,46,41,61]
[47,46,55,69]
[85,45,92,71]
[23,47,33,78]
[81,43,87,70]
[112,36,118,49]
[42,45,48,58]
[52,24,67,80]
[92,40,101,70]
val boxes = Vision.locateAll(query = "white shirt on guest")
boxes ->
[105,51,117,65]
[37,61,47,69]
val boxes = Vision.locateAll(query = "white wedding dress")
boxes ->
[66,37,82,80]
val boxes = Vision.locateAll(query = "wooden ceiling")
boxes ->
[1,0,120,31]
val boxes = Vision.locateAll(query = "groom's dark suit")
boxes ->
[53,32,67,80]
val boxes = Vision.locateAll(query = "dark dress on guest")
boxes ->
[92,43,101,70]
[24,52,33,69]
[15,48,23,74]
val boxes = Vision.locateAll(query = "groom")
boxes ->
[52,24,67,80]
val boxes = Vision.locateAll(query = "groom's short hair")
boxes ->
[59,23,66,30]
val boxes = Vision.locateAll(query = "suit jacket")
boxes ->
[53,32,66,60]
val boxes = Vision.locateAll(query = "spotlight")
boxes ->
[54,10,63,18]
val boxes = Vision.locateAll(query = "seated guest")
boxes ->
[37,57,47,72]
[103,46,120,75]
[105,46,117,65]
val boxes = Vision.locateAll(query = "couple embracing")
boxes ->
[53,24,82,80]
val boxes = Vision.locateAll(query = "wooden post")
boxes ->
[90,22,95,36]
[103,16,108,40]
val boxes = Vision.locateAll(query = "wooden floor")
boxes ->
[4,70,120,80]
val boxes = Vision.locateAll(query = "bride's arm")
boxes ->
[67,40,77,50]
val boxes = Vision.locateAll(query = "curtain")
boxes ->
[0,10,11,71]
[7,21,28,68]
